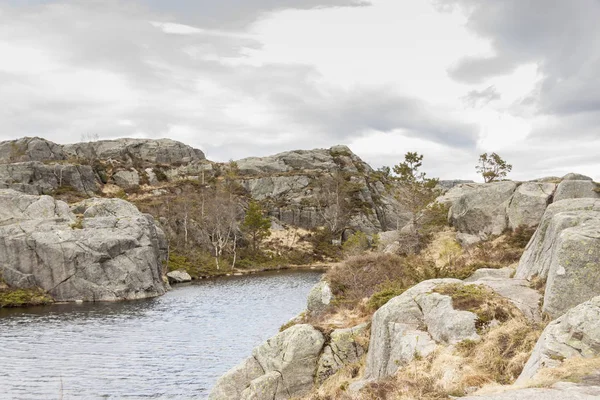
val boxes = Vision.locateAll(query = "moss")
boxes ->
[368,281,406,310]
[0,287,54,308]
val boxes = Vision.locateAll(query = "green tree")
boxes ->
[241,200,271,252]
[476,152,512,183]
[393,152,440,252]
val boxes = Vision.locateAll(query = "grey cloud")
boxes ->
[461,86,501,108]
[0,0,477,162]
[442,0,600,140]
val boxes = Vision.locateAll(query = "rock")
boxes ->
[307,281,333,315]
[364,279,478,380]
[517,296,600,384]
[562,172,593,181]
[166,270,192,284]
[0,137,65,163]
[211,324,325,400]
[0,161,98,196]
[553,180,600,202]
[516,199,600,318]
[240,372,282,400]
[316,323,369,384]
[468,277,542,322]
[449,181,518,238]
[507,182,555,229]
[63,138,205,166]
[437,180,475,192]
[236,146,407,233]
[465,267,515,282]
[457,232,482,247]
[0,190,168,302]
[462,384,600,399]
[145,168,159,186]
[113,169,140,190]
[209,357,264,400]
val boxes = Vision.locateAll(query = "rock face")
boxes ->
[0,190,168,302]
[63,138,205,166]
[209,324,325,400]
[364,279,479,380]
[237,146,407,233]
[507,182,555,229]
[554,180,600,202]
[112,169,141,191]
[316,323,369,384]
[306,281,333,315]
[516,199,600,318]
[0,137,66,163]
[0,161,98,195]
[517,296,600,384]
[448,181,518,238]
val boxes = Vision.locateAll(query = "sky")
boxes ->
[1,0,599,181]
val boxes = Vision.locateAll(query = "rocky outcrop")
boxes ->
[516,199,600,318]
[448,181,518,238]
[0,137,66,163]
[517,296,600,384]
[507,182,555,230]
[364,279,478,380]
[316,323,369,384]
[63,138,205,166]
[442,174,597,243]
[0,161,98,195]
[112,169,140,191]
[238,146,408,233]
[554,180,600,202]
[0,190,168,302]
[209,324,325,400]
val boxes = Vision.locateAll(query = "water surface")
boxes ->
[0,270,322,399]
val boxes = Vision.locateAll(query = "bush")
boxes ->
[367,280,407,310]
[506,225,536,248]
[0,287,53,308]
[342,231,370,258]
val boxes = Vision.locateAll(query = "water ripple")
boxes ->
[0,271,322,400]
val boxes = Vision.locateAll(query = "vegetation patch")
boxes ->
[0,287,54,308]
[433,283,522,330]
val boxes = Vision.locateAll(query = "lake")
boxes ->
[0,270,323,399]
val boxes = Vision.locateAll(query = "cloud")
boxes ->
[462,86,501,108]
[443,0,600,126]
[0,0,477,164]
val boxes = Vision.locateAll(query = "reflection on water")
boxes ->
[0,270,323,399]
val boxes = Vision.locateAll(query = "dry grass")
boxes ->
[434,283,523,331]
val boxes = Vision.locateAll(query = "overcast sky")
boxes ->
[1,0,599,181]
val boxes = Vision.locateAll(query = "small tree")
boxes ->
[393,152,440,252]
[476,152,512,183]
[241,200,271,253]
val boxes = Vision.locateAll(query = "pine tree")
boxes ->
[241,201,271,252]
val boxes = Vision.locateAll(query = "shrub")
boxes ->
[342,231,370,258]
[0,287,53,308]
[152,167,168,182]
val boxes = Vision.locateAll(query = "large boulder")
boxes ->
[364,279,478,380]
[113,169,141,191]
[553,180,600,202]
[516,199,600,318]
[0,190,168,302]
[507,182,555,229]
[210,324,325,400]
[316,323,369,384]
[166,270,192,284]
[517,296,600,384]
[448,181,518,238]
[63,138,205,166]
